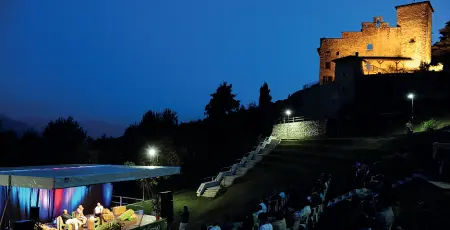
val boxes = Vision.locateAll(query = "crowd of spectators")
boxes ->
[199,173,332,230]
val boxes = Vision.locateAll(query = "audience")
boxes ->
[374,194,395,230]
[296,199,312,220]
[221,215,235,230]
[284,209,295,230]
[208,222,222,230]
[260,200,268,213]
[271,211,286,230]
[240,215,254,230]
[258,213,273,230]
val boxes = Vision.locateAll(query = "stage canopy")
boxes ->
[0,164,180,189]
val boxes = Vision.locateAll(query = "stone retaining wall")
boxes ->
[272,120,327,139]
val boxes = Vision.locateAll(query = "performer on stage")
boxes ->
[61,209,82,230]
[76,205,87,224]
[94,202,104,217]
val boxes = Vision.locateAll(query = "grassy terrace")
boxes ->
[129,137,403,228]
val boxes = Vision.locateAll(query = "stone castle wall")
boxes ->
[272,120,327,139]
[317,1,433,83]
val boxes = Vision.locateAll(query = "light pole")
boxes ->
[407,93,414,121]
[285,110,292,123]
[285,110,292,139]
[147,147,159,164]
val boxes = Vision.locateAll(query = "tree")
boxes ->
[432,21,450,70]
[18,129,43,165]
[43,116,88,164]
[204,82,240,118]
[258,82,272,108]
[138,108,178,138]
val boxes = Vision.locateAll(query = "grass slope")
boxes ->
[131,137,398,228]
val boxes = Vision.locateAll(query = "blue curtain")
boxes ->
[0,183,113,224]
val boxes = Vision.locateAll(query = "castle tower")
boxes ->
[316,1,433,84]
[396,1,434,69]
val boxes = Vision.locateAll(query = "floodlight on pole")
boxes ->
[285,110,292,116]
[407,93,415,121]
[146,147,158,157]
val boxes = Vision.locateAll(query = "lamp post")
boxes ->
[146,147,159,164]
[407,93,414,121]
[285,110,292,123]
[285,110,292,139]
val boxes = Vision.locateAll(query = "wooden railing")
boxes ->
[278,116,305,124]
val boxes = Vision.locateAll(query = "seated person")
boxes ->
[94,202,104,217]
[271,211,286,230]
[258,213,273,230]
[296,198,312,220]
[260,200,268,213]
[76,205,87,224]
[61,209,81,230]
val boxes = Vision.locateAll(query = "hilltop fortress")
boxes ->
[317,1,434,84]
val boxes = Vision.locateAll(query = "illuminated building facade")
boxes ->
[317,1,434,84]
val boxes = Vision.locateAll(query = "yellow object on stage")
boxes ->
[112,206,126,216]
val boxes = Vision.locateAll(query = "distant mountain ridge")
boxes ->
[0,115,33,135]
[0,115,125,138]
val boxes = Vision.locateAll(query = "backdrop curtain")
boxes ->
[0,183,112,224]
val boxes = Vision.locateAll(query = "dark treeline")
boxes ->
[0,82,286,195]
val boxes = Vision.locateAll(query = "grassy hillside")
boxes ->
[136,137,399,228]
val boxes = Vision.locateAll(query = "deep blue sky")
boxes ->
[1,0,449,126]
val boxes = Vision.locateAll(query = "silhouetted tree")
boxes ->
[432,20,450,70]
[0,130,18,167]
[204,82,240,118]
[18,129,42,165]
[138,108,178,138]
[258,82,275,136]
[258,82,272,109]
[43,116,88,164]
[248,102,257,109]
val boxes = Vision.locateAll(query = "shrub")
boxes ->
[422,119,439,132]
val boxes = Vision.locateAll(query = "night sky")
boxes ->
[1,0,449,126]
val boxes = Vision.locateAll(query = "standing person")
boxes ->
[405,121,413,135]
[179,206,190,230]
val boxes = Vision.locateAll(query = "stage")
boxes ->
[0,165,179,229]
[42,214,164,230]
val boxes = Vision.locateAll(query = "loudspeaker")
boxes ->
[160,191,173,222]
[14,220,35,230]
[30,206,40,220]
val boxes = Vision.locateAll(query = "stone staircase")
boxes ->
[196,136,281,198]
[202,186,221,198]
[221,175,240,187]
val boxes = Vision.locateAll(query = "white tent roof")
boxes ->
[0,164,180,189]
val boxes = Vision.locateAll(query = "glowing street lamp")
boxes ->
[285,110,292,123]
[285,109,292,139]
[407,93,414,121]
[146,146,158,163]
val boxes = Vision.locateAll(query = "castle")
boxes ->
[317,1,434,84]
